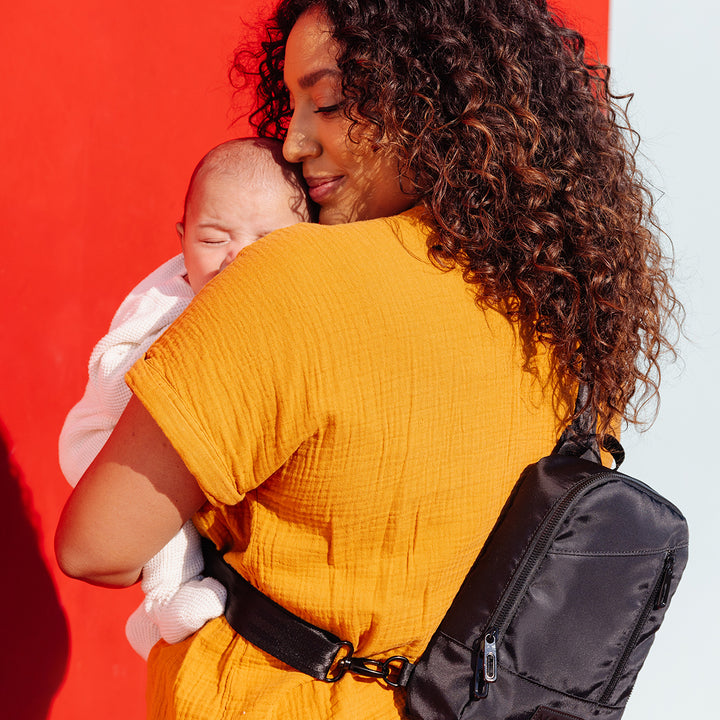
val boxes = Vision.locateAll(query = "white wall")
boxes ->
[609,1,719,717]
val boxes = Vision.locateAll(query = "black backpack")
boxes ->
[405,392,688,719]
[202,389,689,720]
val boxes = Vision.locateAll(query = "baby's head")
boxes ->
[177,137,311,294]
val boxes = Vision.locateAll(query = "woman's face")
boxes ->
[282,6,415,225]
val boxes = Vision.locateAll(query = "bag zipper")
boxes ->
[472,471,617,700]
[472,629,498,698]
[598,550,675,705]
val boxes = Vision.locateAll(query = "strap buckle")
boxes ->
[323,641,354,683]
[326,651,411,688]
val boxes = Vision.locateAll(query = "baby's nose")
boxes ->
[219,243,248,272]
[219,252,238,272]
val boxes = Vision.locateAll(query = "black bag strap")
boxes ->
[201,383,623,688]
[201,536,414,687]
[553,383,624,468]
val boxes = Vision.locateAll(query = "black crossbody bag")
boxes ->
[202,388,688,720]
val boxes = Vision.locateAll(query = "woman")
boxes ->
[56,1,679,718]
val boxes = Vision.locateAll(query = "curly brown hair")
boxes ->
[231,0,681,438]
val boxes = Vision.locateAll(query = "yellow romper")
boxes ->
[127,208,567,719]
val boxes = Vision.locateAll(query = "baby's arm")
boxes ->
[58,256,225,659]
[59,255,192,486]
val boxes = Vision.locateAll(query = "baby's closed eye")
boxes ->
[200,237,231,245]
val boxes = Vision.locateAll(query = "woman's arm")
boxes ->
[55,394,206,588]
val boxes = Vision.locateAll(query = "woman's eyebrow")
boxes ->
[297,68,342,90]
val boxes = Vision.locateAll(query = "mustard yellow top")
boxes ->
[126,209,567,720]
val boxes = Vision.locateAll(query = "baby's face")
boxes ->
[178,169,307,294]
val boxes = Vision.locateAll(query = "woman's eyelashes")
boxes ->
[314,103,341,115]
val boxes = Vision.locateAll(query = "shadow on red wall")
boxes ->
[0,420,69,718]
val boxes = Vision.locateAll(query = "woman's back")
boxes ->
[128,211,568,719]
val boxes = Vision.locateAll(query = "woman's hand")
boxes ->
[55,395,206,587]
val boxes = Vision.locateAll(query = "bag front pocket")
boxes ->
[599,550,677,706]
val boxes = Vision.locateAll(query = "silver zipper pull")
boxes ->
[483,629,498,684]
[472,628,498,700]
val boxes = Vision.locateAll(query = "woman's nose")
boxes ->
[283,113,320,164]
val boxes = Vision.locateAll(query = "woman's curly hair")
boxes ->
[232,0,681,437]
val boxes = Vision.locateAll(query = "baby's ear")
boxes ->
[176,222,185,245]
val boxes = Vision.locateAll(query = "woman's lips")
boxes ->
[305,175,344,204]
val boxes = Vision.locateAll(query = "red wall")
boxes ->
[0,1,607,717]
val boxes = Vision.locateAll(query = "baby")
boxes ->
[59,137,311,659]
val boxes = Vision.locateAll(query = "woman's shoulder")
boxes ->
[259,206,431,253]
[204,206,437,320]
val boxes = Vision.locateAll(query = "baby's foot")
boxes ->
[156,576,227,644]
[125,603,162,661]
